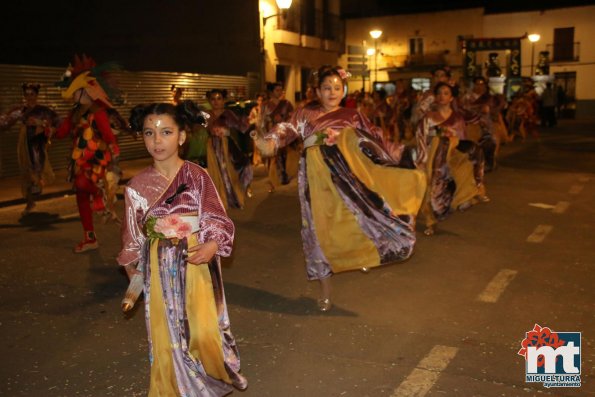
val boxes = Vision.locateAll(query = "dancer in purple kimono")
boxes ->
[205,89,253,209]
[415,82,489,236]
[118,101,247,396]
[0,83,61,215]
[253,65,426,312]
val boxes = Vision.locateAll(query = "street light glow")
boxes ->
[366,48,376,56]
[528,33,541,43]
[276,0,292,9]
[369,30,383,39]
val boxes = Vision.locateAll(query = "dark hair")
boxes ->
[316,65,347,87]
[206,89,227,99]
[22,83,41,94]
[129,100,207,134]
[433,82,459,97]
[432,66,451,78]
[266,82,283,92]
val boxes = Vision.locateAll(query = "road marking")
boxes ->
[391,345,458,397]
[477,269,518,303]
[552,201,570,214]
[526,224,553,243]
[568,185,584,195]
[528,202,555,210]
[60,213,80,220]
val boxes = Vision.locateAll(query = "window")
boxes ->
[409,37,424,55]
[553,27,574,62]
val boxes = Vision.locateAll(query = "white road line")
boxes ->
[391,345,458,397]
[553,201,570,214]
[526,224,553,243]
[568,185,584,195]
[528,202,555,210]
[477,269,518,303]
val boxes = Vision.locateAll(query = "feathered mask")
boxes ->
[56,54,123,108]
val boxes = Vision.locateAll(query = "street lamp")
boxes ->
[528,33,540,77]
[366,48,375,92]
[369,29,382,91]
[261,0,293,88]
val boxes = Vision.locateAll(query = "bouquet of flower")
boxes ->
[145,214,193,240]
[314,128,341,146]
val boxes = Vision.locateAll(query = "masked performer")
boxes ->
[54,55,122,253]
[415,82,489,237]
[253,65,426,312]
[0,83,61,215]
[205,89,253,209]
[119,101,247,396]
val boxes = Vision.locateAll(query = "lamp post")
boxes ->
[366,48,375,92]
[261,0,293,89]
[369,29,382,91]
[528,33,540,77]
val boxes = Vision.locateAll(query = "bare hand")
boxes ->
[187,241,218,265]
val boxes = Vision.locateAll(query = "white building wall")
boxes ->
[342,8,484,92]
[483,5,595,107]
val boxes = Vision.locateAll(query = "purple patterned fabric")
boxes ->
[118,162,246,396]
[267,106,419,280]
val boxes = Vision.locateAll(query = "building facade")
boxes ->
[260,0,344,103]
[342,4,595,118]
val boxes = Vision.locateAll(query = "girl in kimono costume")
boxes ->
[205,89,253,210]
[415,82,489,237]
[253,65,426,312]
[0,83,61,215]
[118,101,247,396]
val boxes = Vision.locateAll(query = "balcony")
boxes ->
[545,42,580,62]
[275,10,344,53]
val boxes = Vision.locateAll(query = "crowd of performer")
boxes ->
[0,57,550,397]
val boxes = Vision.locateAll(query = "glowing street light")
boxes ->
[528,33,540,76]
[261,0,293,88]
[369,30,383,90]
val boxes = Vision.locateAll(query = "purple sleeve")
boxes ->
[117,186,146,267]
[194,168,235,257]
[265,107,303,149]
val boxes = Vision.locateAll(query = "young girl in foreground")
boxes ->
[118,101,247,396]
[254,65,426,311]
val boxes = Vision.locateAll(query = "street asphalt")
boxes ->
[0,119,593,396]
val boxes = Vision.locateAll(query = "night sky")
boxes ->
[341,0,595,18]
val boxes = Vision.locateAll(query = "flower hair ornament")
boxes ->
[56,54,124,108]
[337,68,352,81]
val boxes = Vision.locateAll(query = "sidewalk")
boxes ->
[0,157,154,209]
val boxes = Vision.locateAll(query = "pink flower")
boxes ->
[154,214,193,239]
[323,128,341,146]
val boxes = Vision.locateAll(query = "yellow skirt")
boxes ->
[148,235,230,396]
[305,128,425,273]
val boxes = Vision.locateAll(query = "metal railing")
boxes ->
[545,42,580,62]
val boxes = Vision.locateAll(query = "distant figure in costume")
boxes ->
[253,65,426,312]
[248,93,267,166]
[263,81,299,192]
[0,83,61,215]
[172,85,209,168]
[205,89,253,209]
[119,102,247,396]
[54,54,123,253]
[415,82,489,236]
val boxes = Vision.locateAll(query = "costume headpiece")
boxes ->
[56,54,123,108]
